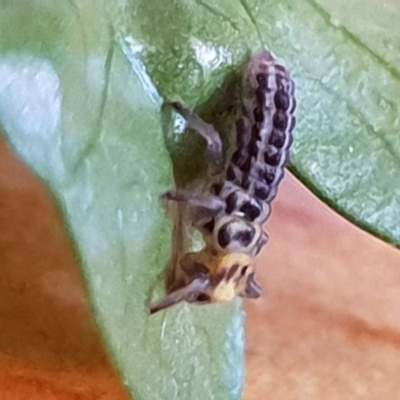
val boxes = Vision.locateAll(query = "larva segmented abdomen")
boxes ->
[223,51,296,212]
[205,51,296,257]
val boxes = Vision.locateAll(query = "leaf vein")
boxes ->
[238,0,264,46]
[73,36,115,173]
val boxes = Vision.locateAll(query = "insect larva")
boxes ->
[150,50,296,313]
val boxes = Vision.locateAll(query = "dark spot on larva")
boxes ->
[240,265,249,277]
[275,74,284,90]
[251,124,261,141]
[203,219,215,233]
[264,146,281,166]
[256,73,268,89]
[196,293,211,302]
[231,149,243,166]
[262,170,275,184]
[269,129,285,148]
[254,183,270,200]
[240,156,252,174]
[276,73,288,91]
[233,228,255,247]
[218,225,231,248]
[248,139,259,158]
[253,107,264,122]
[225,263,240,280]
[289,116,296,133]
[225,192,237,214]
[274,89,290,111]
[240,201,261,221]
[241,174,251,190]
[226,165,236,181]
[273,111,288,130]
[274,65,286,74]
[256,88,265,104]
[257,168,265,180]
[211,182,223,195]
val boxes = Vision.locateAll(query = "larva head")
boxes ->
[149,252,262,314]
[208,253,263,302]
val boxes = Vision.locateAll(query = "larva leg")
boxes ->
[172,102,223,175]
[163,190,225,217]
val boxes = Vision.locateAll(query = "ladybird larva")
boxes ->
[150,50,296,313]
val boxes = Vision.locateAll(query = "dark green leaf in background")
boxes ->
[0,0,399,399]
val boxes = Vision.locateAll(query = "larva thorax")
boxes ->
[150,51,296,314]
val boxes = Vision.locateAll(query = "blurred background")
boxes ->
[1,135,400,399]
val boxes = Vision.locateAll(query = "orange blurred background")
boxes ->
[1,136,400,399]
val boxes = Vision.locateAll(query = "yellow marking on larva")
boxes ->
[212,253,254,302]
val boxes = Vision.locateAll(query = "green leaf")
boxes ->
[1,0,399,399]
